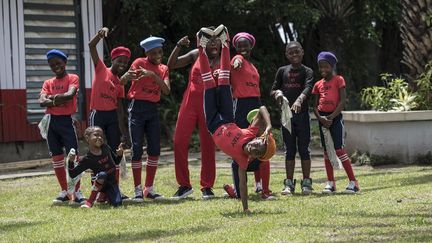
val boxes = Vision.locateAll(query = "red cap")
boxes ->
[110,46,131,60]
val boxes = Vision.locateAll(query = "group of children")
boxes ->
[39,24,359,213]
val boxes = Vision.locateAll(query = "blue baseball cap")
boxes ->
[140,36,165,52]
[46,49,68,61]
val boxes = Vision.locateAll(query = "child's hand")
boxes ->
[177,36,190,48]
[137,66,154,79]
[213,69,220,79]
[116,143,124,156]
[98,27,109,38]
[291,100,302,113]
[274,90,284,107]
[232,58,242,70]
[319,116,333,128]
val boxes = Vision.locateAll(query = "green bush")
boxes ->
[361,74,417,111]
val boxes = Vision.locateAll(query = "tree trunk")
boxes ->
[400,0,432,81]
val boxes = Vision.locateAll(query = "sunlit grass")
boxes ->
[1,163,432,242]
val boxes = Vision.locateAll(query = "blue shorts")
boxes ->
[282,111,311,160]
[318,111,344,150]
[128,100,160,160]
[233,97,262,129]
[47,115,78,157]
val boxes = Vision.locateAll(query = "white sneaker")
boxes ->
[53,190,70,204]
[132,185,144,202]
[322,181,336,194]
[197,27,214,48]
[255,182,263,193]
[74,190,86,205]
[281,179,296,195]
[144,187,164,200]
[343,181,360,194]
[214,24,229,47]
[301,178,313,195]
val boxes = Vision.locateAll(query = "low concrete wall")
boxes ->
[343,110,432,163]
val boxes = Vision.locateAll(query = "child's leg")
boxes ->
[198,114,216,189]
[231,161,241,198]
[214,43,233,121]
[173,105,197,188]
[129,111,145,188]
[105,182,122,207]
[86,172,108,207]
[282,125,296,180]
[297,112,312,179]
[330,114,357,182]
[144,113,161,189]
[259,160,271,195]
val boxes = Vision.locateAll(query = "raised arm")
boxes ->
[238,167,249,213]
[167,36,198,69]
[88,27,109,66]
[252,106,272,137]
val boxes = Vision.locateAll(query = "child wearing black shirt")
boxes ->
[68,126,124,208]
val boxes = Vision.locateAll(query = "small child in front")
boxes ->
[199,25,276,213]
[68,126,124,208]
[312,51,360,194]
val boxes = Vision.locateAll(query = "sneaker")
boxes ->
[171,186,193,200]
[255,182,263,193]
[262,193,276,200]
[53,190,70,204]
[132,185,144,202]
[214,24,229,47]
[121,193,130,201]
[80,201,92,208]
[343,180,360,194]
[197,27,214,48]
[202,188,215,200]
[301,178,313,195]
[281,179,296,195]
[223,184,237,198]
[144,187,164,200]
[74,190,86,205]
[322,181,336,194]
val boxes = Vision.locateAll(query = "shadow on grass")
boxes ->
[338,209,432,219]
[76,225,215,242]
[220,208,288,218]
[0,221,44,232]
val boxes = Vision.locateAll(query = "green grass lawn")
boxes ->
[1,163,432,242]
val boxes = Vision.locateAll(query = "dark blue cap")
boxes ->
[46,49,68,61]
[317,51,338,67]
[140,36,165,52]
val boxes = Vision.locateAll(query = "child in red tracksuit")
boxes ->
[167,32,220,200]
[312,51,360,194]
[39,49,85,204]
[227,32,273,199]
[120,36,170,202]
[198,25,276,213]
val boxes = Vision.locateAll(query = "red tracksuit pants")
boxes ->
[174,90,216,189]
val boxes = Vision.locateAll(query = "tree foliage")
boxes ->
[100,0,404,132]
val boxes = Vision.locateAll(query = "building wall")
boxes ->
[0,0,102,143]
